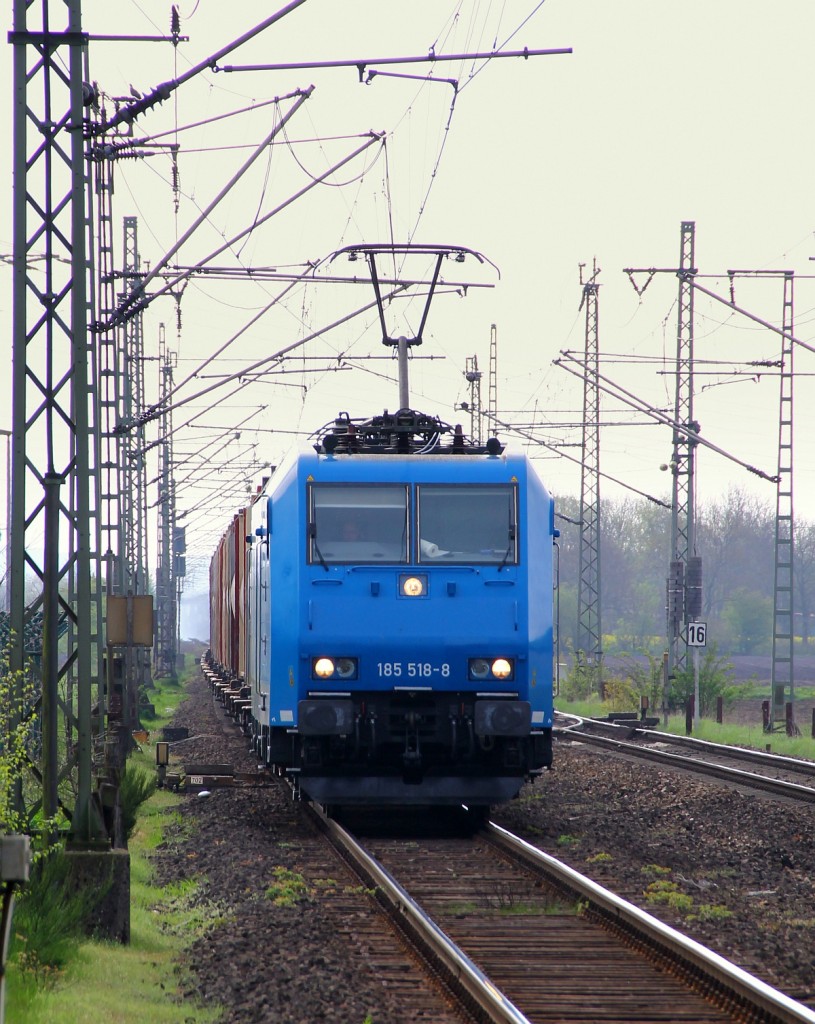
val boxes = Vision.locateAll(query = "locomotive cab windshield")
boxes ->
[308,481,519,566]
[308,484,409,564]
[417,484,517,565]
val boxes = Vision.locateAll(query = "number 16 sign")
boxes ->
[687,622,707,647]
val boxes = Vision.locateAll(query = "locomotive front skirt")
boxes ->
[209,420,555,808]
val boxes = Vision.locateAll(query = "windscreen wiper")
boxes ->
[308,523,329,572]
[497,517,516,572]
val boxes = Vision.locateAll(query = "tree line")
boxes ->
[555,486,815,656]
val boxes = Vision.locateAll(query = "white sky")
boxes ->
[3,0,815,599]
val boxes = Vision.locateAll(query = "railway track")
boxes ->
[308,803,815,1024]
[554,715,815,804]
[186,665,815,1021]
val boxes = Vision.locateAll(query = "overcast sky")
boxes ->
[3,0,815,598]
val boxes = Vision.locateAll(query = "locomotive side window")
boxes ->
[417,484,518,565]
[308,484,409,564]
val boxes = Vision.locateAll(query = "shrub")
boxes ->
[601,673,638,712]
[619,652,668,715]
[668,644,743,716]
[0,640,46,836]
[560,655,600,701]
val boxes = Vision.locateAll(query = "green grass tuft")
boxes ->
[10,847,100,978]
[641,863,672,877]
[265,866,312,907]
[643,879,695,913]
[119,763,158,843]
[689,903,733,923]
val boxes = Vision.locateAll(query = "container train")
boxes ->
[207,405,556,810]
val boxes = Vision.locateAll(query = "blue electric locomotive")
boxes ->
[228,407,555,807]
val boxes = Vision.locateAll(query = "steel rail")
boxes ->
[556,725,815,802]
[583,717,815,777]
[315,810,534,1024]
[486,822,815,1024]
[318,801,815,1024]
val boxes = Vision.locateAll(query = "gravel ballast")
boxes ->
[151,670,815,1021]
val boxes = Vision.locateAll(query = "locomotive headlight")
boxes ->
[311,656,358,681]
[313,657,335,679]
[469,658,491,680]
[335,657,357,679]
[400,574,426,597]
[468,657,514,681]
[491,658,513,680]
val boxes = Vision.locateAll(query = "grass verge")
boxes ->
[6,665,223,1024]
[557,698,814,758]
[661,715,815,758]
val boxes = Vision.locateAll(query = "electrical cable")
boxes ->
[112,131,384,325]
[131,284,410,430]
[485,409,670,508]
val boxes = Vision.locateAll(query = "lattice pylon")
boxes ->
[11,0,107,841]
[577,263,602,690]
[770,273,796,732]
[668,222,697,681]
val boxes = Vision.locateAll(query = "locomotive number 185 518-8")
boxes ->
[376,661,451,678]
